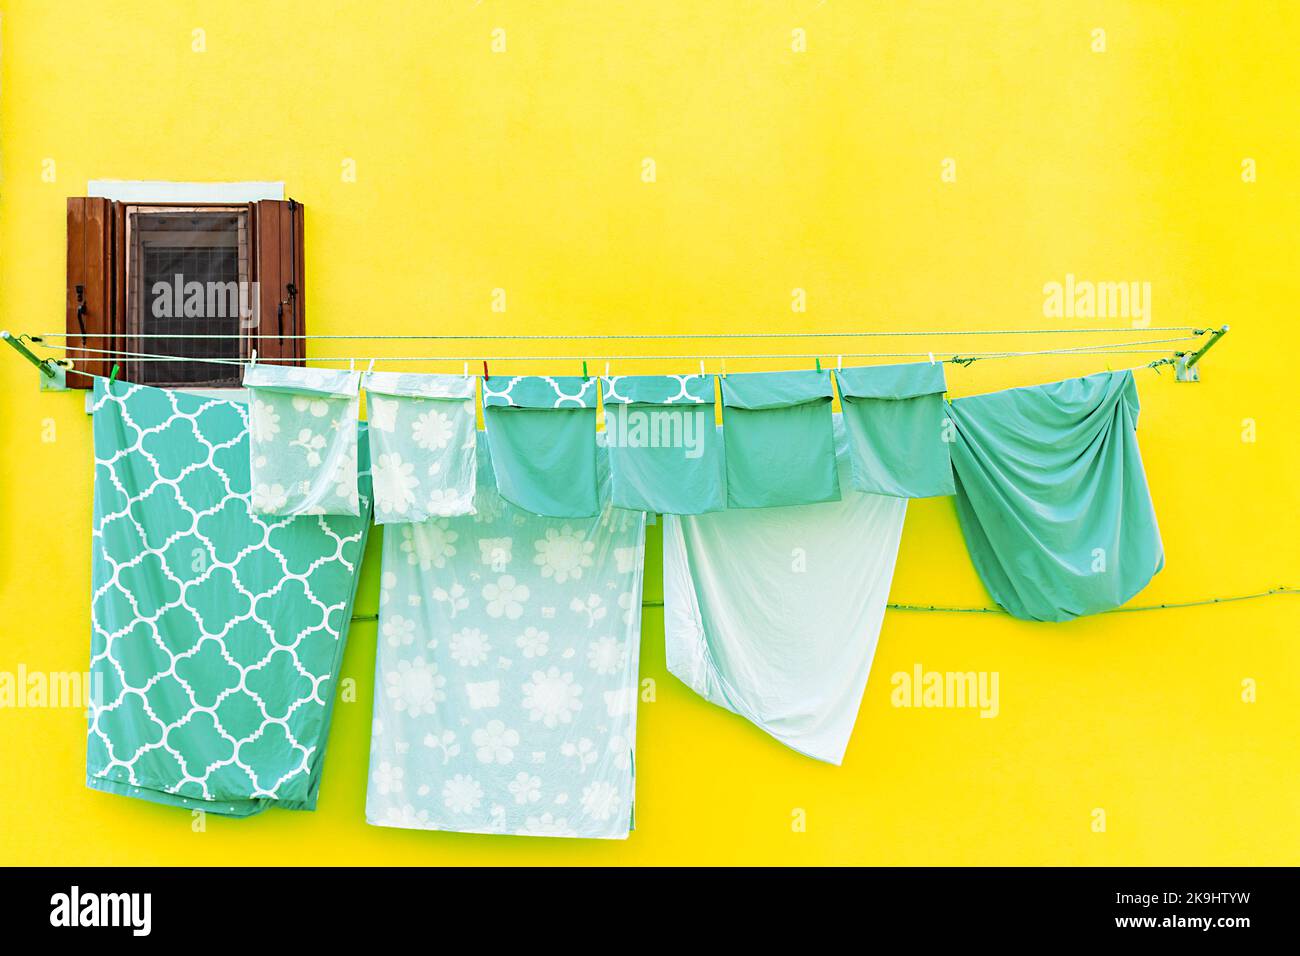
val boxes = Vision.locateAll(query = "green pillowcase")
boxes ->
[483,375,601,517]
[244,364,361,516]
[835,362,955,498]
[602,374,725,514]
[363,371,477,523]
[720,369,840,509]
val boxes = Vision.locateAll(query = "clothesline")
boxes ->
[32,326,1211,340]
[36,335,1202,367]
[346,585,1298,622]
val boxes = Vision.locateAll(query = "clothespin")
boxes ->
[837,355,843,371]
[482,360,489,381]
[366,358,376,373]
[582,361,589,381]
[815,357,822,372]
[463,361,469,378]
[108,364,120,385]
[250,349,258,367]
[349,358,356,372]
[928,352,935,365]
[721,358,727,378]
[604,361,610,377]
[699,359,705,376]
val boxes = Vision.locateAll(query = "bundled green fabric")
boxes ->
[720,369,840,509]
[601,374,725,514]
[244,364,362,516]
[483,375,601,517]
[835,362,955,499]
[87,380,372,815]
[948,370,1164,622]
[363,370,478,523]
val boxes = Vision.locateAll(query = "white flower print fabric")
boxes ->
[244,364,362,516]
[362,371,478,524]
[367,438,646,839]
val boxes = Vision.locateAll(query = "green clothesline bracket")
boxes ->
[2,329,68,390]
[2,330,56,377]
[1175,324,1229,382]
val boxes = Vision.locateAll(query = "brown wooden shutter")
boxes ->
[65,197,119,387]
[252,199,305,366]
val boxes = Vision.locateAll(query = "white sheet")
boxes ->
[663,419,907,764]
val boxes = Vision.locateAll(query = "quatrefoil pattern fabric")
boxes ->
[245,364,362,516]
[367,440,646,839]
[87,380,372,816]
[362,371,478,523]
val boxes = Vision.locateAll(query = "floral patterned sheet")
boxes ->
[244,364,362,517]
[362,371,478,523]
[367,438,646,839]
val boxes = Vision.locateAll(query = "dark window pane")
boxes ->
[128,209,249,386]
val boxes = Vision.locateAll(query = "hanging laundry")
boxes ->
[601,373,725,514]
[834,361,955,498]
[720,369,840,508]
[87,380,372,815]
[663,419,906,764]
[244,364,362,516]
[362,370,477,523]
[366,436,646,839]
[483,375,601,518]
[948,370,1164,622]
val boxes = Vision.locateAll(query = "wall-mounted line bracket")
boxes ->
[2,330,69,388]
[1175,325,1228,382]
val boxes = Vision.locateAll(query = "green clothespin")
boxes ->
[582,361,588,380]
[815,357,822,372]
[109,364,120,385]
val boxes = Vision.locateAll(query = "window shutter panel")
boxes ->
[65,197,118,387]
[253,199,305,366]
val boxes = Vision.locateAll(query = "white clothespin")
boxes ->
[349,358,356,372]
[928,352,936,365]
[721,358,727,378]
[699,359,705,376]
[837,354,843,371]
[604,361,610,377]
[463,361,469,378]
[250,349,258,367]
[366,358,376,373]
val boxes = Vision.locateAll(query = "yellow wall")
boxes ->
[1,1,1296,865]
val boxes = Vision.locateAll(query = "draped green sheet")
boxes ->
[87,380,372,815]
[948,370,1164,622]
[601,374,725,515]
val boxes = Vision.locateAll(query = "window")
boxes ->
[65,197,305,388]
